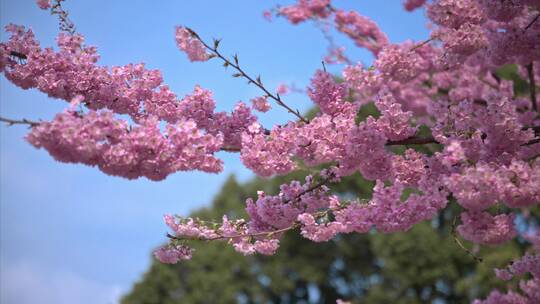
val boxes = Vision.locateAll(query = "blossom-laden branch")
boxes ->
[167,222,298,242]
[166,173,335,242]
[213,135,439,153]
[524,138,540,146]
[184,27,310,124]
[50,0,77,35]
[525,12,540,30]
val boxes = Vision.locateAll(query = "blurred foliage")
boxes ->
[495,64,530,96]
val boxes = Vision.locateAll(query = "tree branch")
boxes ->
[186,28,309,124]
[51,0,77,35]
[528,125,540,135]
[525,12,540,30]
[0,116,40,127]
[526,62,538,112]
[528,151,540,162]
[410,36,436,52]
[386,136,438,146]
[220,135,439,154]
[220,146,241,152]
[451,216,483,263]
[219,135,439,153]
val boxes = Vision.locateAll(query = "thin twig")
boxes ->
[526,125,540,135]
[410,36,436,52]
[9,51,27,60]
[167,176,333,242]
[315,20,353,65]
[0,116,40,127]
[50,0,77,35]
[451,216,483,263]
[186,28,309,124]
[523,138,540,146]
[283,176,331,205]
[219,146,241,152]
[387,136,439,146]
[525,12,540,30]
[528,152,540,162]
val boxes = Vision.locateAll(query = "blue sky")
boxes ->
[0,1,428,303]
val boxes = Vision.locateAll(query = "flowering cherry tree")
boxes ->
[1,0,540,303]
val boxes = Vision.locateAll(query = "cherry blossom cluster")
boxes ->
[476,236,540,304]
[159,176,333,259]
[2,1,540,303]
[250,96,271,113]
[403,0,427,11]
[37,0,51,10]
[158,171,447,260]
[26,108,224,180]
[278,0,332,24]
[0,23,264,179]
[175,26,210,62]
[276,1,389,56]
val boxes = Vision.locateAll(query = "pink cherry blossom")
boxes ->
[154,245,193,264]
[36,0,51,10]
[403,0,427,11]
[457,211,516,245]
[175,26,209,62]
[250,96,271,112]
[279,0,331,24]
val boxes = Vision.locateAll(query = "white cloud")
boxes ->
[0,259,125,304]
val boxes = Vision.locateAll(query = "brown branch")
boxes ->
[9,51,27,60]
[386,136,438,146]
[490,72,501,84]
[220,146,240,152]
[0,116,40,127]
[526,62,538,112]
[523,138,540,146]
[527,125,540,135]
[528,152,540,161]
[410,36,436,52]
[522,122,540,146]
[525,12,540,30]
[167,223,298,242]
[186,28,309,124]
